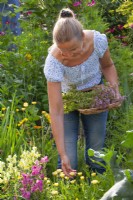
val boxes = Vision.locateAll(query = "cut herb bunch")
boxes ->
[62,84,124,113]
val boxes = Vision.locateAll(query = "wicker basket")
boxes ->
[78,101,122,115]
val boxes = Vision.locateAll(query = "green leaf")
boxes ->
[14,7,24,13]
[121,130,133,148]
[124,169,133,183]
[1,10,12,17]
[88,148,95,157]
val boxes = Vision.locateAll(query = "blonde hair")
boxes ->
[53,8,83,44]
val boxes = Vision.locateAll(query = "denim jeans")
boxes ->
[57,110,108,174]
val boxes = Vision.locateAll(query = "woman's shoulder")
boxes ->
[49,44,62,61]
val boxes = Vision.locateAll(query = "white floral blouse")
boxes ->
[44,30,108,92]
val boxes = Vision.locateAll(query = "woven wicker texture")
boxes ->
[78,101,122,115]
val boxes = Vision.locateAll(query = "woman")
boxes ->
[44,8,120,177]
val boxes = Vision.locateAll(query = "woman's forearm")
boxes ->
[101,64,119,92]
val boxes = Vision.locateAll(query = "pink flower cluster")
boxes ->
[20,156,49,199]
[0,31,5,36]
[87,0,96,6]
[73,0,96,7]
[73,1,82,6]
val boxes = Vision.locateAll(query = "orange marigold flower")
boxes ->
[33,126,42,129]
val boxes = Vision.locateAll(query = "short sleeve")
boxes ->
[94,31,108,58]
[44,54,64,82]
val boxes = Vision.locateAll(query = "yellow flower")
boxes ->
[46,180,50,184]
[42,111,51,123]
[16,109,19,112]
[75,198,79,200]
[80,176,85,180]
[91,180,100,185]
[77,172,82,176]
[31,101,37,105]
[51,190,58,195]
[24,118,28,122]
[2,107,6,111]
[60,172,65,178]
[18,175,22,180]
[1,114,4,117]
[23,102,28,107]
[70,180,76,184]
[52,171,58,176]
[53,183,59,187]
[25,53,32,61]
[44,177,48,181]
[21,108,26,111]
[65,176,69,180]
[69,171,76,176]
[91,172,96,177]
[56,169,62,173]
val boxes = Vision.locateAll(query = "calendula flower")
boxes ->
[56,169,62,173]
[91,172,96,177]
[77,172,82,176]
[31,101,37,105]
[53,182,59,187]
[70,180,76,184]
[23,102,28,107]
[25,53,32,61]
[80,176,85,180]
[91,180,100,184]
[33,126,42,129]
[46,180,50,184]
[2,107,6,111]
[69,171,76,176]
[65,176,69,180]
[60,172,65,178]
[51,190,58,195]
[52,171,58,176]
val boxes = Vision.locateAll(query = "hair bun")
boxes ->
[60,9,73,18]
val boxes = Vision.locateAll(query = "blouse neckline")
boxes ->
[49,30,96,68]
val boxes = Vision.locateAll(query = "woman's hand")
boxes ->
[61,154,76,178]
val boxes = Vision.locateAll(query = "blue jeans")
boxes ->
[58,110,108,174]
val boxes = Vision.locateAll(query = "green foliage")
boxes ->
[73,0,108,32]
[116,0,133,28]
[121,130,133,149]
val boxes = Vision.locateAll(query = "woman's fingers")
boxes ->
[61,155,76,178]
